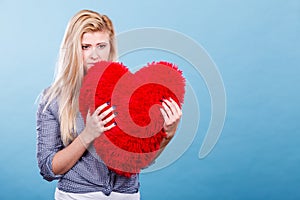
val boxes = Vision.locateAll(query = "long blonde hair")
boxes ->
[44,9,117,146]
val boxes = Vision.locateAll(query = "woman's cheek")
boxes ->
[82,50,89,64]
[102,48,110,61]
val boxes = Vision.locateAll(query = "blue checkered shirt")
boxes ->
[36,91,139,195]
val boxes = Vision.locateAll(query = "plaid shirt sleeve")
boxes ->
[36,93,63,181]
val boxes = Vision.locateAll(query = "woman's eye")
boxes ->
[82,45,90,50]
[98,44,107,49]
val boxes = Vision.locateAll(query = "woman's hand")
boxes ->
[79,102,116,147]
[52,103,115,175]
[160,98,182,140]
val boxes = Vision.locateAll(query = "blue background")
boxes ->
[0,0,299,199]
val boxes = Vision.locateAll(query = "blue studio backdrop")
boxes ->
[0,0,299,199]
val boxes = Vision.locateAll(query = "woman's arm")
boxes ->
[51,132,88,175]
[37,98,64,181]
[52,103,115,175]
[154,98,182,158]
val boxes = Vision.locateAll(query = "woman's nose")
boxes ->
[90,48,100,60]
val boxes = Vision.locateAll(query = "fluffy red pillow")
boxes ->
[79,61,185,177]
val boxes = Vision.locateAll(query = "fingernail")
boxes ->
[106,102,110,105]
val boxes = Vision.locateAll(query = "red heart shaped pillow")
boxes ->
[79,61,185,177]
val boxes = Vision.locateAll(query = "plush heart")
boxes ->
[79,61,185,177]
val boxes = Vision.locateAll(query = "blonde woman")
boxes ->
[36,9,182,200]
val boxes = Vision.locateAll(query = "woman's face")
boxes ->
[81,31,111,70]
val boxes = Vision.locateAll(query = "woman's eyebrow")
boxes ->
[82,41,108,45]
[97,41,109,44]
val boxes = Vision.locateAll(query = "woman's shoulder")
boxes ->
[36,86,59,114]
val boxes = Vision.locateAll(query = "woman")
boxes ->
[36,9,182,200]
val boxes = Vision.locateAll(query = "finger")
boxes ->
[165,99,181,122]
[163,99,176,113]
[160,108,170,124]
[170,98,182,117]
[102,113,115,125]
[86,109,91,119]
[166,98,180,118]
[163,101,181,127]
[103,122,116,132]
[94,102,110,116]
[162,101,173,118]
[99,106,114,120]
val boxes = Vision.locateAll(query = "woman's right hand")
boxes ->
[79,102,116,147]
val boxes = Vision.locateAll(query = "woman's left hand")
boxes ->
[160,98,182,139]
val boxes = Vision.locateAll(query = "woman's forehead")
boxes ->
[82,31,109,43]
